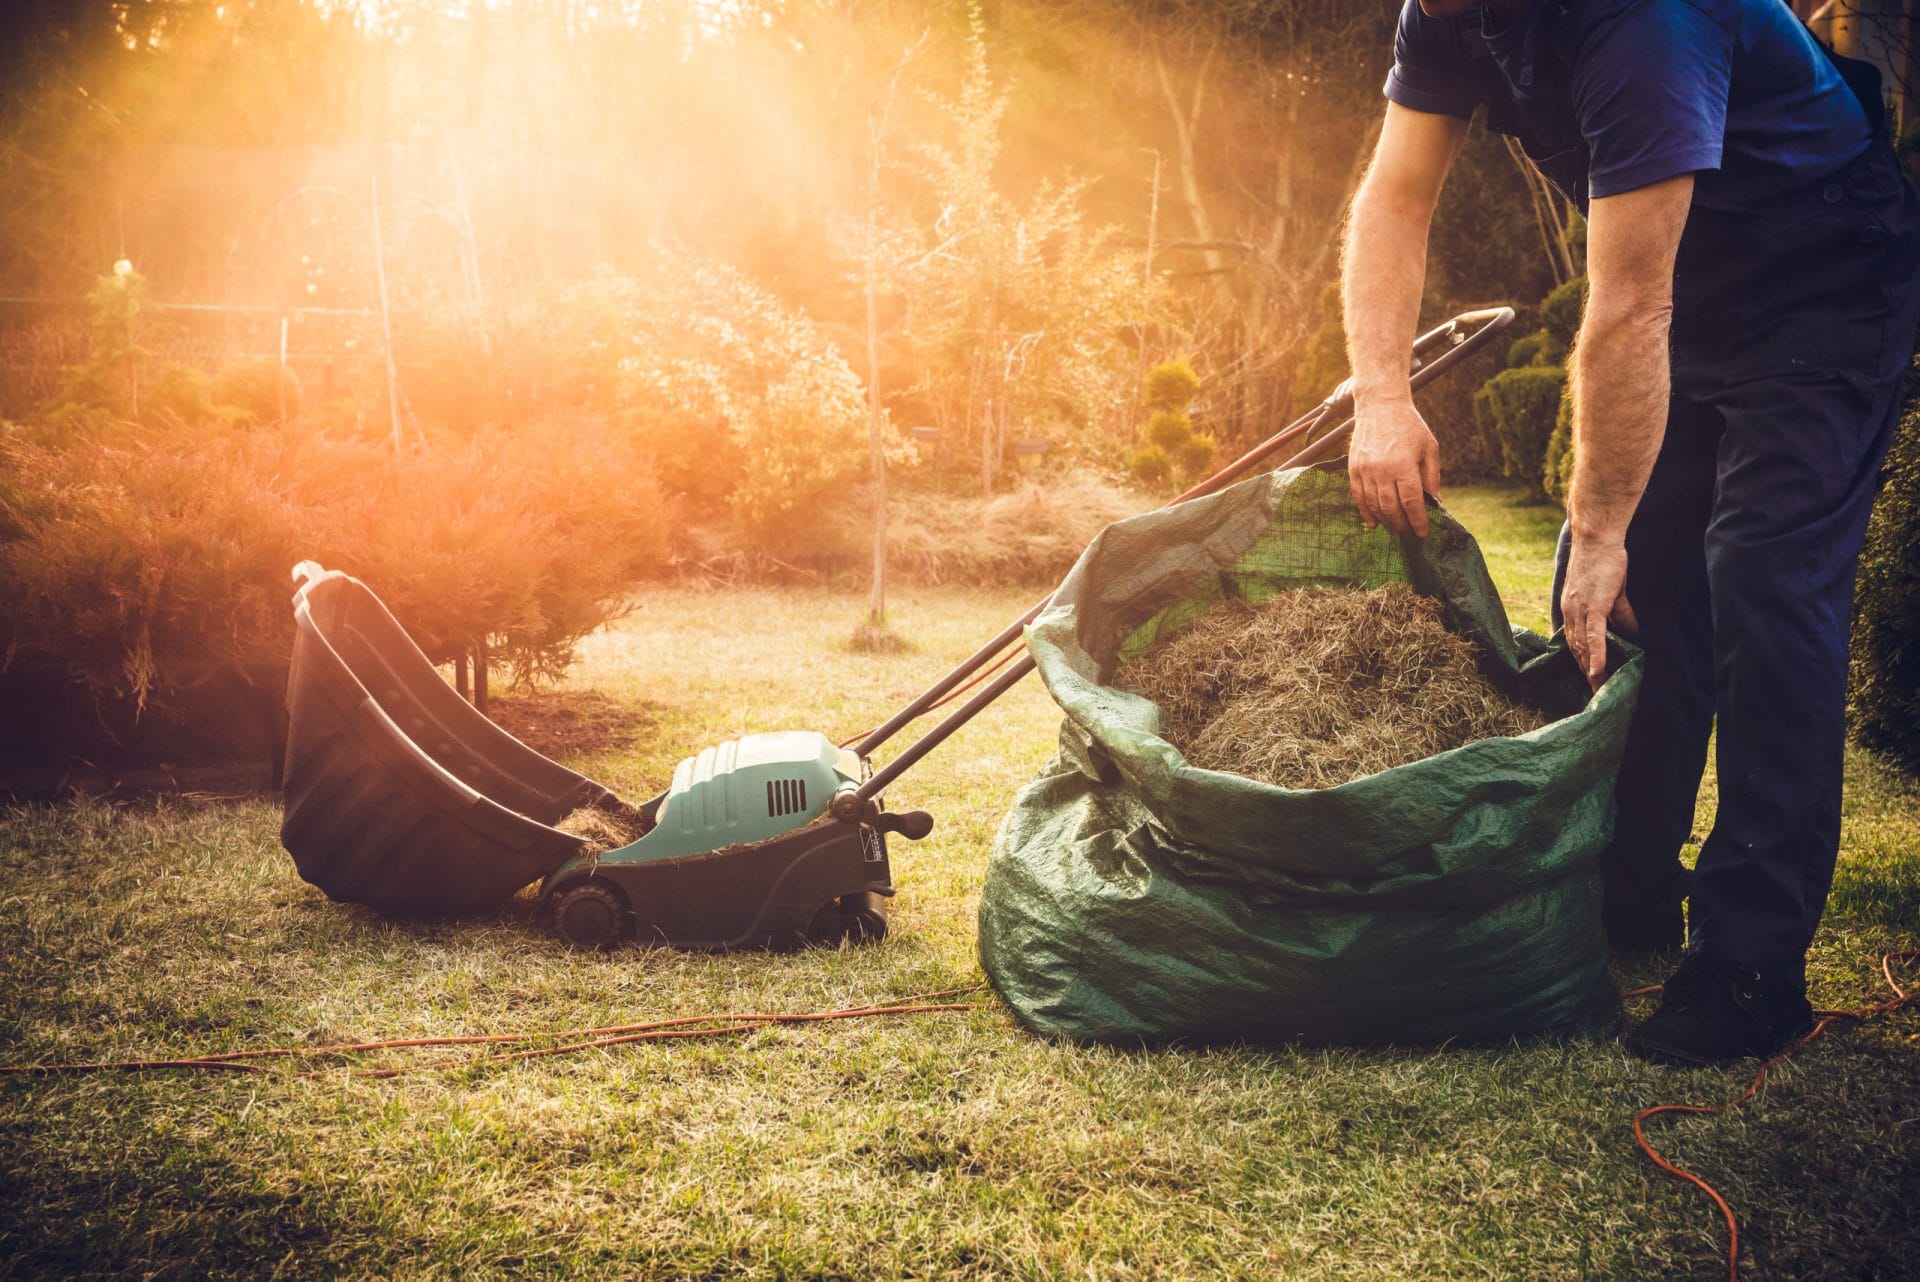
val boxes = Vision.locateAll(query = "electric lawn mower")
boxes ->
[278,308,1513,950]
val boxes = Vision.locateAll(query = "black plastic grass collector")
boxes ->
[279,563,616,915]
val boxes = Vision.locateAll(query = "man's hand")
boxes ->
[1349,399,1441,537]
[1556,172,1691,691]
[1560,535,1638,691]
[1340,102,1466,541]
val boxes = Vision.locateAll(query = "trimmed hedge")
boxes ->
[1544,393,1575,505]
[1415,322,1509,483]
[1479,365,1566,502]
[1539,276,1587,347]
[1129,359,1210,490]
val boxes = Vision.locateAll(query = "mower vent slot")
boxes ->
[767,778,807,818]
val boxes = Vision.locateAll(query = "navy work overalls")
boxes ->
[1474,10,1920,987]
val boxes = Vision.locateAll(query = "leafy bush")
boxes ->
[1480,365,1566,502]
[1850,396,1920,772]
[383,257,892,556]
[39,263,307,435]
[212,358,302,425]
[609,257,889,549]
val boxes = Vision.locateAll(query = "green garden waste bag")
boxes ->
[978,467,1642,1045]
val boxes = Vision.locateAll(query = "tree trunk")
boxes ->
[370,169,405,452]
[473,637,489,713]
[864,227,887,626]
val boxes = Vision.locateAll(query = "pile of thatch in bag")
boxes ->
[1116,582,1547,788]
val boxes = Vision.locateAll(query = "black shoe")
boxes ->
[1603,897,1684,962]
[1623,955,1814,1066]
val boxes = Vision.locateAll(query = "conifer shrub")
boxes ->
[1128,359,1210,490]
[1146,410,1191,452]
[1543,393,1575,505]
[1127,443,1173,489]
[1850,395,1920,773]
[1538,276,1588,348]
[1286,283,1348,421]
[1177,432,1217,479]
[1417,325,1508,482]
[145,364,221,425]
[1470,278,1584,499]
[212,358,302,425]
[0,417,669,711]
[1144,360,1200,413]
[1506,331,1564,369]
[1480,365,1566,503]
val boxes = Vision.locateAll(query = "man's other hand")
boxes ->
[1560,535,1639,692]
[1349,399,1442,537]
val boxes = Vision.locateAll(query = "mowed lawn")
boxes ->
[3,485,1918,1280]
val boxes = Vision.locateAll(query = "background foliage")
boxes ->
[0,0,1620,730]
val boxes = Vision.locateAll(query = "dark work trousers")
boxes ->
[1552,141,1920,989]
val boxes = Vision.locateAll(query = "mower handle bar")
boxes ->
[846,306,1514,804]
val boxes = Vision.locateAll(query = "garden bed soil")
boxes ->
[482,690,653,759]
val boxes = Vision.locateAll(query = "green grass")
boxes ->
[3,486,1917,1280]
[1445,483,1567,636]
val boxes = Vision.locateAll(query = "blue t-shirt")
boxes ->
[1383,0,1873,212]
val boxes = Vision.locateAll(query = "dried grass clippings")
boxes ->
[1115,582,1547,789]
[554,805,651,855]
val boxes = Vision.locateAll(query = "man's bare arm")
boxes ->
[1342,102,1469,538]
[1561,172,1694,689]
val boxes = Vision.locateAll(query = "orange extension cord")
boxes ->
[0,987,987,1081]
[1625,948,1918,1282]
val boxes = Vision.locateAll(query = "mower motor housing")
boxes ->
[542,730,928,950]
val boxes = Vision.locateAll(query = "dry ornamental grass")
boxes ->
[1116,582,1547,788]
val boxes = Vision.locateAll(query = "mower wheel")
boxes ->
[553,880,628,950]
[807,893,888,947]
